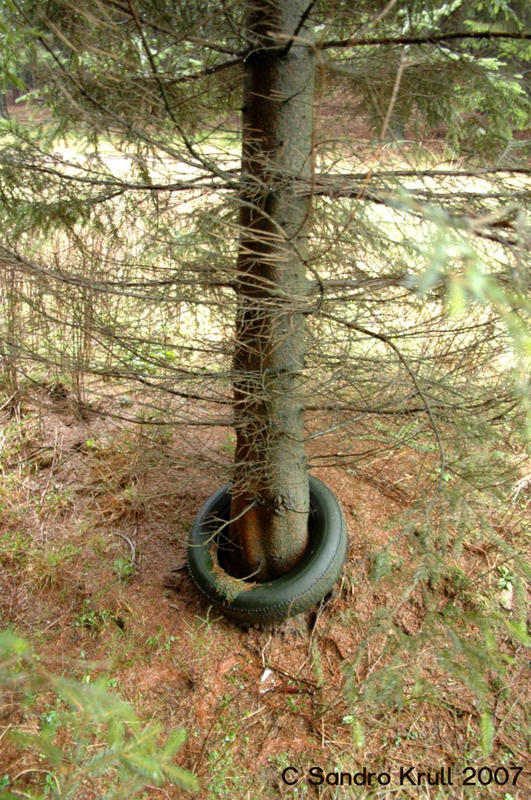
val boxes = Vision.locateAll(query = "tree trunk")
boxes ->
[230,0,315,581]
[0,92,8,119]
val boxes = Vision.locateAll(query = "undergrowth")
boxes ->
[0,631,198,799]
[0,389,529,799]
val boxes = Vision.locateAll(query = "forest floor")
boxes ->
[0,382,529,800]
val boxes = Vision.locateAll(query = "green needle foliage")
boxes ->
[0,631,198,799]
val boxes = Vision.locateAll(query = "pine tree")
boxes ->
[0,1,528,579]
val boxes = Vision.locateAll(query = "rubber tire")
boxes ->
[187,475,347,623]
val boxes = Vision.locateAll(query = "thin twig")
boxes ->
[321,312,446,497]
[113,531,136,564]
[320,30,531,50]
[380,48,408,142]
[281,0,318,57]
[40,602,76,633]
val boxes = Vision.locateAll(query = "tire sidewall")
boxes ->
[187,476,347,622]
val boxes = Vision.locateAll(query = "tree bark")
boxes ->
[230,0,315,581]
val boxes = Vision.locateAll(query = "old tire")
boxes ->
[186,475,347,623]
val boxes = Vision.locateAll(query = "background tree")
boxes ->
[0,0,529,581]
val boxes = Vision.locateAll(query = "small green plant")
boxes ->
[41,706,60,728]
[342,714,365,749]
[74,601,113,634]
[30,544,80,588]
[0,530,30,566]
[391,729,420,746]
[192,607,223,633]
[88,531,109,556]
[40,485,74,514]
[146,631,177,652]
[497,564,514,590]
[220,433,236,456]
[106,676,123,690]
[113,556,135,582]
[145,631,162,649]
[205,721,246,800]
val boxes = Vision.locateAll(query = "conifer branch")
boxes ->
[320,30,531,50]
